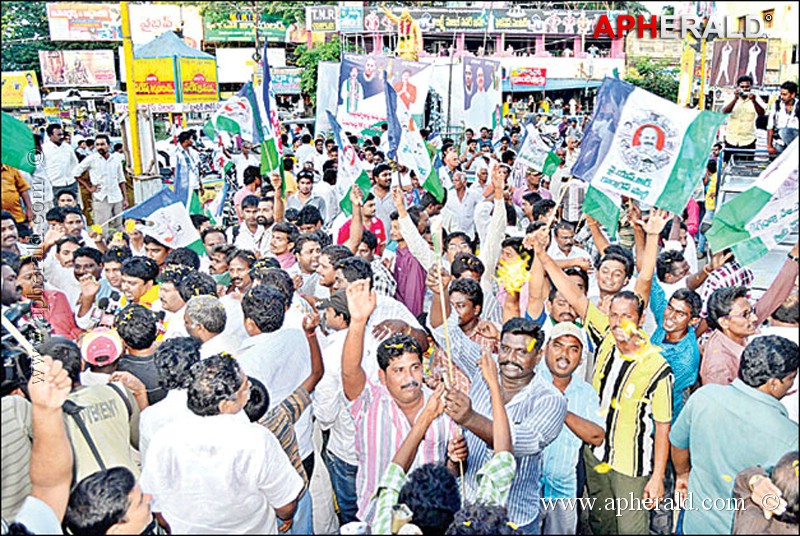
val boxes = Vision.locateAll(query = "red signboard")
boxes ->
[510,67,547,87]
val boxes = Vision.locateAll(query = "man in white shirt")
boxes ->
[237,285,315,473]
[184,295,236,359]
[548,221,592,271]
[230,142,261,188]
[286,170,327,216]
[72,134,127,231]
[42,124,80,202]
[228,195,266,252]
[138,336,201,459]
[140,354,302,534]
[288,233,322,298]
[314,290,366,525]
[442,170,482,239]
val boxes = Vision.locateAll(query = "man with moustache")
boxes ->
[288,233,322,298]
[538,323,604,535]
[341,279,461,524]
[428,267,567,532]
[228,195,266,252]
[72,134,128,231]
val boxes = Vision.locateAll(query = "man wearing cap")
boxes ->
[512,168,552,208]
[79,328,125,386]
[40,337,143,483]
[538,323,604,535]
[287,170,327,217]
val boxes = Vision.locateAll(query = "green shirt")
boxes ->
[670,379,798,534]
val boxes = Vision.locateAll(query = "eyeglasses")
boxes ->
[726,308,755,320]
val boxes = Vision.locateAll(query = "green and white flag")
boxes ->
[203,94,256,143]
[573,77,727,237]
[123,189,206,256]
[706,139,798,265]
[386,81,444,202]
[327,111,371,216]
[517,123,561,177]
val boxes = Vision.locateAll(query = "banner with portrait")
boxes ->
[461,57,502,131]
[39,50,116,87]
[2,71,42,108]
[335,54,431,138]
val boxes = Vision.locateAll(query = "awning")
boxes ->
[502,78,602,92]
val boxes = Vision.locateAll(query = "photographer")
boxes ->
[721,75,766,162]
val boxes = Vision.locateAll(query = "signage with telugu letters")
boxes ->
[511,68,547,87]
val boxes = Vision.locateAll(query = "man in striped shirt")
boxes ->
[341,278,460,524]
[428,268,567,533]
[533,212,674,534]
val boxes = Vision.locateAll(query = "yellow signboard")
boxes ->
[2,71,42,108]
[180,58,218,103]
[133,57,177,104]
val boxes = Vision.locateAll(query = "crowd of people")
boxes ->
[1,76,798,536]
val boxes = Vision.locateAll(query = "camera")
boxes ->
[1,302,49,397]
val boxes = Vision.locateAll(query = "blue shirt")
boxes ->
[670,379,798,535]
[537,362,603,499]
[650,280,700,422]
[433,312,567,527]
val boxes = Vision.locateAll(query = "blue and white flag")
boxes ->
[123,188,206,256]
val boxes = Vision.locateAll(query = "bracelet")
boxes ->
[788,252,799,263]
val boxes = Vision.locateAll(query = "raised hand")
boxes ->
[302,308,321,334]
[639,208,672,236]
[391,185,406,213]
[28,356,72,410]
[270,172,282,194]
[109,371,146,396]
[345,278,376,324]
[350,184,363,209]
[478,347,499,389]
[78,273,101,300]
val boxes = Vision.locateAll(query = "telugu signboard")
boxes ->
[491,9,610,35]
[129,4,204,48]
[46,2,122,41]
[39,50,116,87]
[272,68,303,94]
[203,13,288,42]
[306,5,338,32]
[510,68,547,87]
[1,71,42,108]
[133,58,177,104]
[179,58,219,103]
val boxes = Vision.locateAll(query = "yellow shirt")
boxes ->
[705,171,719,211]
[585,303,673,477]
[725,98,759,146]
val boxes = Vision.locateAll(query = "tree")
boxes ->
[1,2,114,74]
[625,58,679,102]
[295,36,341,106]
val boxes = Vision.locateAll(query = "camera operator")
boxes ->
[15,254,82,340]
[721,75,766,163]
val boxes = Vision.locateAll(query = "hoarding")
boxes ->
[1,71,42,108]
[46,2,122,41]
[510,68,547,87]
[133,57,177,104]
[306,5,338,32]
[39,50,117,87]
[180,58,219,103]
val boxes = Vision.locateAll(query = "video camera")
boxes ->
[1,302,51,397]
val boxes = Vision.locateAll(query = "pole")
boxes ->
[446,48,454,133]
[120,1,142,175]
[698,38,708,110]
